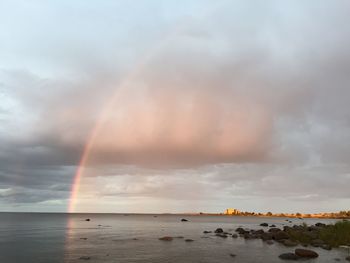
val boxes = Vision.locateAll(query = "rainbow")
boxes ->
[67,30,179,213]
[67,2,227,213]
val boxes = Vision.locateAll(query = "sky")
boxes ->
[1,0,350,213]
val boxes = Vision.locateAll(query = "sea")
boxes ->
[0,213,349,263]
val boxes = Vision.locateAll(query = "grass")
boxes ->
[319,220,350,247]
[285,220,350,247]
[286,224,313,244]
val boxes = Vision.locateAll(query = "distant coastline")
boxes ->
[178,209,350,219]
[1,211,349,219]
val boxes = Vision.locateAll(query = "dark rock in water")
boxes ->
[231,234,238,238]
[216,233,228,238]
[273,231,289,241]
[215,228,224,233]
[311,239,324,247]
[291,225,303,230]
[268,227,281,233]
[230,254,237,257]
[252,229,264,235]
[283,240,298,247]
[203,231,212,234]
[79,256,91,260]
[185,239,194,242]
[243,233,253,239]
[260,223,269,227]
[295,248,319,258]
[175,236,184,239]
[278,253,299,260]
[288,225,296,230]
[181,218,188,222]
[80,238,88,240]
[334,258,341,261]
[321,244,332,250]
[265,240,274,245]
[159,236,173,241]
[85,219,90,221]
[270,224,276,227]
[235,227,248,234]
[261,232,273,241]
[346,256,350,261]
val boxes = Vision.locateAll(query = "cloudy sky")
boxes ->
[1,0,350,213]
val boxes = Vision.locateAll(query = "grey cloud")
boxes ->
[1,0,350,212]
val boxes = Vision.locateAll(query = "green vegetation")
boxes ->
[319,220,350,247]
[286,224,313,244]
[285,221,350,247]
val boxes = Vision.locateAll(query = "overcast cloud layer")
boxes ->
[1,0,350,213]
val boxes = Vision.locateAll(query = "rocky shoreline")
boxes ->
[158,220,350,261]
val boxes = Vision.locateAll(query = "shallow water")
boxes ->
[0,213,348,263]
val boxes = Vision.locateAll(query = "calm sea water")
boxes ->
[0,213,348,263]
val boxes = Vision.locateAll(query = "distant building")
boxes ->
[225,208,240,215]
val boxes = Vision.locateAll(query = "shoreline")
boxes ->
[1,211,349,219]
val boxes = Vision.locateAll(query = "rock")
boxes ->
[79,256,91,260]
[230,254,236,257]
[215,228,224,233]
[334,258,341,261]
[270,224,276,227]
[311,239,324,247]
[85,219,90,221]
[185,239,194,242]
[243,233,253,239]
[261,232,273,241]
[346,256,350,261]
[273,231,289,241]
[181,218,188,222]
[268,227,281,233]
[159,236,173,241]
[80,238,88,240]
[295,248,318,258]
[278,253,299,260]
[265,240,274,245]
[216,233,228,238]
[283,240,298,247]
[175,236,184,239]
[321,244,332,250]
[203,231,212,234]
[284,226,293,231]
[252,229,264,235]
[235,227,248,234]
[292,225,304,231]
[231,234,238,238]
[260,223,269,227]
